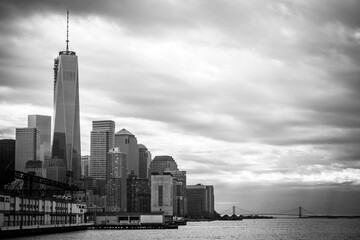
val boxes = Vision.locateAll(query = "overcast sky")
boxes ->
[1,0,360,215]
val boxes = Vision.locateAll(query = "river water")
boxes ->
[13,218,360,240]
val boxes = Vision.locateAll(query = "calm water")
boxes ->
[12,219,360,240]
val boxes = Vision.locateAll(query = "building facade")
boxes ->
[52,46,81,182]
[15,128,40,172]
[0,193,86,227]
[28,115,51,161]
[90,120,115,180]
[138,144,151,179]
[148,155,179,177]
[168,170,186,217]
[186,184,215,218]
[24,160,46,178]
[81,155,90,178]
[106,148,127,212]
[44,157,67,183]
[0,139,15,186]
[127,176,151,213]
[115,129,139,177]
[151,173,173,216]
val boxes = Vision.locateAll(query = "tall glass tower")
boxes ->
[90,120,115,180]
[51,11,81,182]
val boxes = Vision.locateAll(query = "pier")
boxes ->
[0,223,93,238]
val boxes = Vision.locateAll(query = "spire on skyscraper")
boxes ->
[52,11,81,182]
[66,9,69,52]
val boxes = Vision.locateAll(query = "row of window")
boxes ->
[0,196,10,202]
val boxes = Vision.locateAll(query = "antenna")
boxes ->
[66,10,69,51]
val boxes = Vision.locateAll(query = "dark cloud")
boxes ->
[0,0,196,31]
[312,0,360,28]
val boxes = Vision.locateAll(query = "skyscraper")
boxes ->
[148,155,179,177]
[106,147,127,212]
[90,120,115,180]
[168,170,187,217]
[138,144,151,179]
[51,11,81,182]
[186,184,215,218]
[115,129,139,176]
[28,115,51,161]
[15,128,40,172]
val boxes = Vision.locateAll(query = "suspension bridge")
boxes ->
[218,206,317,218]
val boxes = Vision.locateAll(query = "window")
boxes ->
[158,186,163,206]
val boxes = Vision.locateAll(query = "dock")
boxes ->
[0,223,93,238]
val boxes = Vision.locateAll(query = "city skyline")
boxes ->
[0,0,360,214]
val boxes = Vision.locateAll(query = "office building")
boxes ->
[81,155,90,178]
[44,157,67,182]
[127,176,151,213]
[107,148,127,179]
[51,13,81,181]
[28,115,51,161]
[168,170,186,217]
[90,120,115,180]
[186,184,215,218]
[151,173,173,216]
[148,155,179,177]
[15,128,40,172]
[0,139,15,186]
[115,129,139,176]
[138,144,151,179]
[24,160,46,177]
[106,148,127,212]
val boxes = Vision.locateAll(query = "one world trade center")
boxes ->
[52,11,81,182]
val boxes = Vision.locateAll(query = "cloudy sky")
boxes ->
[1,0,360,215]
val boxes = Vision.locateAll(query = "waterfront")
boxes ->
[10,218,360,240]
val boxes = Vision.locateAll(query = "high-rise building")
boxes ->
[44,157,67,182]
[107,147,127,180]
[90,120,115,180]
[81,155,90,178]
[127,176,151,213]
[151,173,173,216]
[15,128,40,172]
[148,155,179,177]
[106,148,127,212]
[51,11,81,182]
[0,139,15,186]
[168,170,186,217]
[138,144,151,179]
[186,184,215,218]
[28,115,51,161]
[115,129,139,176]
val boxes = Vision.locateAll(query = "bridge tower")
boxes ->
[233,206,236,216]
[299,206,302,218]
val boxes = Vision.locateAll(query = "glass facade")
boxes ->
[52,51,81,182]
[138,144,151,179]
[28,115,51,161]
[15,128,40,172]
[90,120,115,180]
